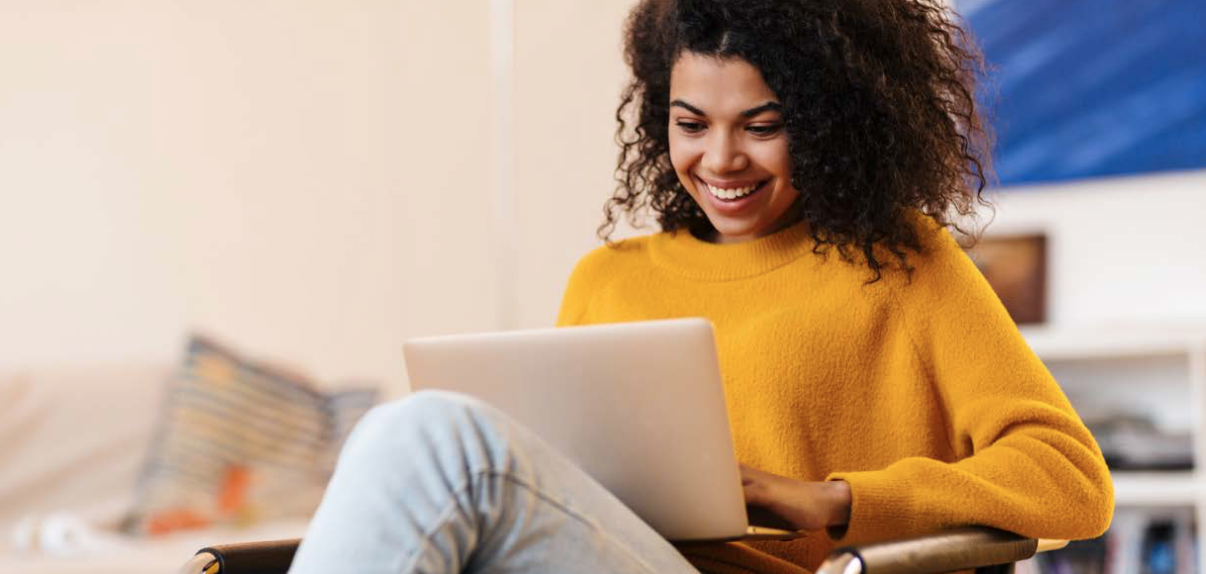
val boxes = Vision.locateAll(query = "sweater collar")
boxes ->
[647,221,816,281]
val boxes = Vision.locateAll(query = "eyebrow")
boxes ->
[670,99,783,118]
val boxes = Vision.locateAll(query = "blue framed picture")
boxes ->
[956,0,1206,186]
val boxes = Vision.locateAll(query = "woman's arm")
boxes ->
[819,224,1113,544]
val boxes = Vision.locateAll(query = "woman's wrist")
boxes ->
[826,480,852,527]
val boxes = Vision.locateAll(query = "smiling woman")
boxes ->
[284,2,1114,574]
[666,54,801,243]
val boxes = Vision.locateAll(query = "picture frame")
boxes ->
[966,234,1047,325]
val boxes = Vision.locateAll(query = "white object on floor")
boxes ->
[8,512,123,558]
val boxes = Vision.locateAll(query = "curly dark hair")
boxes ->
[601,0,994,280]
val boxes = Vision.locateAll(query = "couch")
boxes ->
[0,362,314,574]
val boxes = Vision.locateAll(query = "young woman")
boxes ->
[288,1,1114,573]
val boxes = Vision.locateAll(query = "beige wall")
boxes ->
[0,1,498,394]
[511,0,637,329]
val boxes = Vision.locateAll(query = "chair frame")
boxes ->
[177,527,1067,574]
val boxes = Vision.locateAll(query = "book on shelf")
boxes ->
[1019,507,1196,574]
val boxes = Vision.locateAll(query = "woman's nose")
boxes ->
[702,132,749,174]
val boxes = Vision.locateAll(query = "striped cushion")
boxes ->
[123,335,377,535]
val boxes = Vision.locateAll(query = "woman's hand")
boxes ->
[740,464,852,532]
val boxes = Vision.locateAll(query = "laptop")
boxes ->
[403,317,800,542]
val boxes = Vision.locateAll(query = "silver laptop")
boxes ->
[403,317,800,542]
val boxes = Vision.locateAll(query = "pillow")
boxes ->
[122,335,377,536]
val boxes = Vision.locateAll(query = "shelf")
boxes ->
[1020,326,1206,362]
[1112,470,1200,507]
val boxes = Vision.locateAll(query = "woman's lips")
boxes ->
[697,177,770,213]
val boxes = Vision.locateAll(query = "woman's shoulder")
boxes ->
[567,233,660,275]
[557,233,661,326]
[562,233,659,293]
[876,212,1011,332]
[881,212,990,296]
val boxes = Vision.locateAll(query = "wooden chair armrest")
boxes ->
[177,530,1068,574]
[815,527,1055,574]
[177,538,302,574]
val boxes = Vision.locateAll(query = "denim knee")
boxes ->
[340,390,506,468]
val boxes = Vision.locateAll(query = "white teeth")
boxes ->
[704,182,760,200]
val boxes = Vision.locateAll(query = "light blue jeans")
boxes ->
[288,390,701,574]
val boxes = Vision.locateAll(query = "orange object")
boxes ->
[146,508,211,536]
[217,465,252,516]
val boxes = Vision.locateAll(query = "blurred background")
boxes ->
[0,0,1203,572]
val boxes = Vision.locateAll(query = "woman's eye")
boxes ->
[675,120,706,134]
[747,124,783,136]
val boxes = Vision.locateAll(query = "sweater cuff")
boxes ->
[825,470,918,544]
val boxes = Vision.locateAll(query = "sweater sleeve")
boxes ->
[826,227,1114,544]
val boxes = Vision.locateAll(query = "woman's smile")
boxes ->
[697,176,770,201]
[694,176,773,216]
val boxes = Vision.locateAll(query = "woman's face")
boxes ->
[668,52,802,243]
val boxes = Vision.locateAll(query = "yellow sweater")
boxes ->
[555,216,1114,574]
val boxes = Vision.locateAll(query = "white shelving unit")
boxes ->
[1021,326,1206,573]
[1112,471,1199,507]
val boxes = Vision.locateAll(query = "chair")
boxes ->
[176,527,1068,574]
